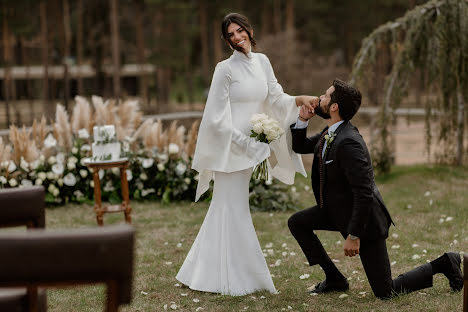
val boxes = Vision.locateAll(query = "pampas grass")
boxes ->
[0,137,12,163]
[115,99,142,141]
[31,116,47,149]
[72,96,93,134]
[8,125,39,163]
[54,104,73,152]
[185,120,200,159]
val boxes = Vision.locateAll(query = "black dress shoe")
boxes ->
[443,252,463,292]
[309,278,349,294]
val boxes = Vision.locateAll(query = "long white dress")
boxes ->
[176,50,306,296]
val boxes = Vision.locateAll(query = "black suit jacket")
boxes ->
[290,120,394,240]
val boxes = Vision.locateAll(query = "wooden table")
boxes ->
[85,159,132,226]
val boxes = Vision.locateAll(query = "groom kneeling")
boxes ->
[288,79,463,299]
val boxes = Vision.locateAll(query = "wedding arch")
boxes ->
[350,0,467,173]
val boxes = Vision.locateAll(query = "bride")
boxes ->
[176,12,313,296]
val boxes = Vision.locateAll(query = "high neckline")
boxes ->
[233,49,253,61]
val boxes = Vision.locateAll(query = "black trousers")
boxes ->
[288,205,433,299]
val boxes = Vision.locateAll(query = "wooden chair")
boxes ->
[0,186,47,311]
[0,224,135,312]
[464,253,467,312]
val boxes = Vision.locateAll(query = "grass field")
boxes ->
[42,165,467,311]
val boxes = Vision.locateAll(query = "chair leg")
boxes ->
[27,285,39,312]
[106,280,119,312]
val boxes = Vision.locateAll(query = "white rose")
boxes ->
[57,178,64,186]
[35,178,43,185]
[157,153,168,163]
[78,128,90,139]
[39,155,45,163]
[175,162,187,175]
[79,169,88,178]
[8,161,16,173]
[72,147,79,154]
[141,188,155,197]
[30,160,40,170]
[9,178,18,187]
[46,172,55,180]
[252,122,264,134]
[142,158,154,168]
[140,173,148,181]
[184,178,191,184]
[80,158,87,166]
[63,173,77,186]
[99,170,104,180]
[52,163,64,175]
[44,134,57,149]
[90,180,94,187]
[168,143,180,155]
[81,144,91,152]
[68,156,78,164]
[38,172,46,180]
[111,168,120,176]
[250,113,269,124]
[126,169,132,181]
[56,153,65,164]
[20,157,29,171]
[67,162,76,170]
[0,176,7,184]
[48,156,57,165]
[74,190,84,199]
[157,163,165,171]
[21,179,33,187]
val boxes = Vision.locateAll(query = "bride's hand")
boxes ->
[295,95,319,112]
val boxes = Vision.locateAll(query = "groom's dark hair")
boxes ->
[331,79,362,121]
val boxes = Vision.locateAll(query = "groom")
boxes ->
[288,79,463,299]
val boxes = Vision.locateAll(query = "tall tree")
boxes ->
[351,0,468,169]
[135,0,148,105]
[76,0,84,95]
[2,2,12,126]
[62,0,71,109]
[109,0,121,98]
[40,0,51,118]
[198,0,210,86]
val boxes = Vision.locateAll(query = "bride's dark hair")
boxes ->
[221,13,256,55]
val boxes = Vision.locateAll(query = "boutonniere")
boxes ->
[324,131,336,148]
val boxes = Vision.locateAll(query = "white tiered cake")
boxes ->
[91,125,121,161]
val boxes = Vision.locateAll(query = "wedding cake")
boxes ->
[91,125,121,161]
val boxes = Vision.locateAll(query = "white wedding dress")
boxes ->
[176,50,306,296]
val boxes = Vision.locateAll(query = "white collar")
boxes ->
[233,49,253,61]
[328,120,344,134]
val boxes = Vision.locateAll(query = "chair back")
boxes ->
[0,224,135,312]
[0,186,45,229]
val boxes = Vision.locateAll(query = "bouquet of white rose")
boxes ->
[250,114,285,181]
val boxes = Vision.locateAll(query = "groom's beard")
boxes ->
[315,101,331,119]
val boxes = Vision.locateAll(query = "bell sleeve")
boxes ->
[192,61,270,201]
[259,53,307,184]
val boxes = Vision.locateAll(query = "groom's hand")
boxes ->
[344,236,360,257]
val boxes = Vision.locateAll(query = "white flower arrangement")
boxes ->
[249,114,285,180]
[168,143,180,155]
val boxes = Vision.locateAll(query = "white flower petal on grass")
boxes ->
[174,283,181,287]
[281,243,287,248]
[140,291,148,295]
[339,294,348,299]
[180,293,188,296]
[335,240,342,245]
[265,242,273,248]
[164,304,168,310]
[424,191,431,197]
[445,216,453,222]
[282,252,288,257]
[391,245,400,249]
[332,259,340,263]
[176,243,182,248]
[195,308,204,312]
[391,261,397,266]
[412,244,419,248]
[439,218,445,224]
[392,233,399,239]
[310,292,318,296]
[418,292,427,295]
[290,252,296,256]
[359,291,367,295]
[170,304,178,310]
[412,254,421,260]
[352,270,359,274]
[299,274,310,280]
[165,262,172,265]
[193,298,200,303]
[260,296,266,299]
[287,306,293,310]
[429,199,433,205]
[406,204,412,209]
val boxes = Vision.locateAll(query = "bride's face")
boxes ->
[226,22,251,52]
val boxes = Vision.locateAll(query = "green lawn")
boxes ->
[42,165,466,311]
